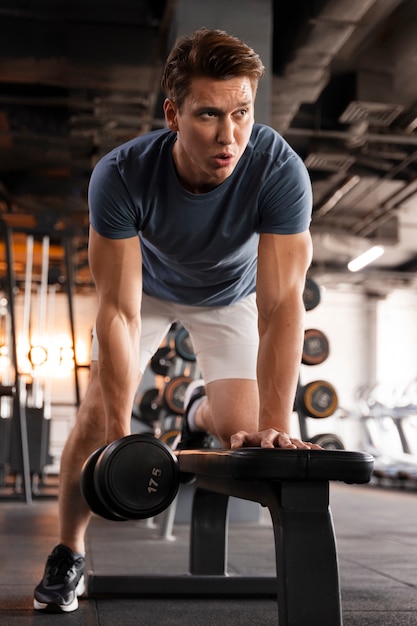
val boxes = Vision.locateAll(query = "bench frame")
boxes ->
[88,448,374,626]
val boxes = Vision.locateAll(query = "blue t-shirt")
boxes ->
[88,124,312,306]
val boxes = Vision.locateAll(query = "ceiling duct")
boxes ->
[339,101,404,126]
[271,0,379,131]
[314,175,361,217]
[304,151,355,172]
[370,216,399,245]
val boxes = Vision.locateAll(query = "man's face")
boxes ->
[164,76,255,194]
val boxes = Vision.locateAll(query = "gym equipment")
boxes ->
[80,446,126,521]
[80,434,369,523]
[160,428,181,448]
[0,213,83,502]
[296,379,338,418]
[81,434,180,520]
[82,434,373,626]
[163,375,193,414]
[0,385,14,484]
[137,387,161,425]
[9,405,53,484]
[309,433,345,450]
[351,384,417,487]
[303,277,321,311]
[302,328,330,365]
[174,326,196,362]
[1,221,32,502]
[132,323,201,440]
[298,317,342,450]
[150,346,176,377]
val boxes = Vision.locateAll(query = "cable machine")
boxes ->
[0,211,84,502]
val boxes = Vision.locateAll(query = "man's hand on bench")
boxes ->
[230,429,323,450]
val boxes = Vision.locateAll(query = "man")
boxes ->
[34,28,320,613]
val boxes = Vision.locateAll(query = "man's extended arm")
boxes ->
[231,230,314,449]
[88,226,143,442]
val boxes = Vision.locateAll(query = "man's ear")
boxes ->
[163,98,179,131]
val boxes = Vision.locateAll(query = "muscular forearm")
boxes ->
[96,309,141,442]
[88,229,143,443]
[257,300,305,434]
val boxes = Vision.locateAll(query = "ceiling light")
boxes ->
[347,245,384,272]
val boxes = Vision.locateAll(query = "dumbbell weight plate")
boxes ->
[297,380,338,418]
[94,434,180,520]
[303,278,321,311]
[160,429,181,448]
[138,387,161,425]
[174,327,196,362]
[309,433,345,450]
[163,375,193,415]
[150,346,176,376]
[80,447,128,521]
[302,329,330,366]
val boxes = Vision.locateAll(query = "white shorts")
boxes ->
[90,292,259,383]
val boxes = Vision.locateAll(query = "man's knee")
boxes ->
[205,379,259,446]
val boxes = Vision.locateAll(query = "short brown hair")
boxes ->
[161,28,265,108]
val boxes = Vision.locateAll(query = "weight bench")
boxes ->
[88,447,374,626]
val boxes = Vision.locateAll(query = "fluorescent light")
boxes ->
[347,245,385,272]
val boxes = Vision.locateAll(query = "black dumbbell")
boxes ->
[80,434,181,521]
[80,446,128,521]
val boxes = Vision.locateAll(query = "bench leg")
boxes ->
[190,488,229,575]
[269,480,342,626]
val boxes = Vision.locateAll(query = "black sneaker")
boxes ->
[177,379,214,450]
[34,544,85,612]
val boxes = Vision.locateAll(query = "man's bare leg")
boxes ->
[194,378,259,448]
[58,363,106,554]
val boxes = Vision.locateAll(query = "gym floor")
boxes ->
[0,480,416,625]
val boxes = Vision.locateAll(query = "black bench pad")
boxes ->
[177,448,374,484]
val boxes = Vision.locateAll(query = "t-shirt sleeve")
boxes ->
[88,153,140,239]
[258,152,312,234]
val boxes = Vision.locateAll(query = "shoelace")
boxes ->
[46,553,77,584]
